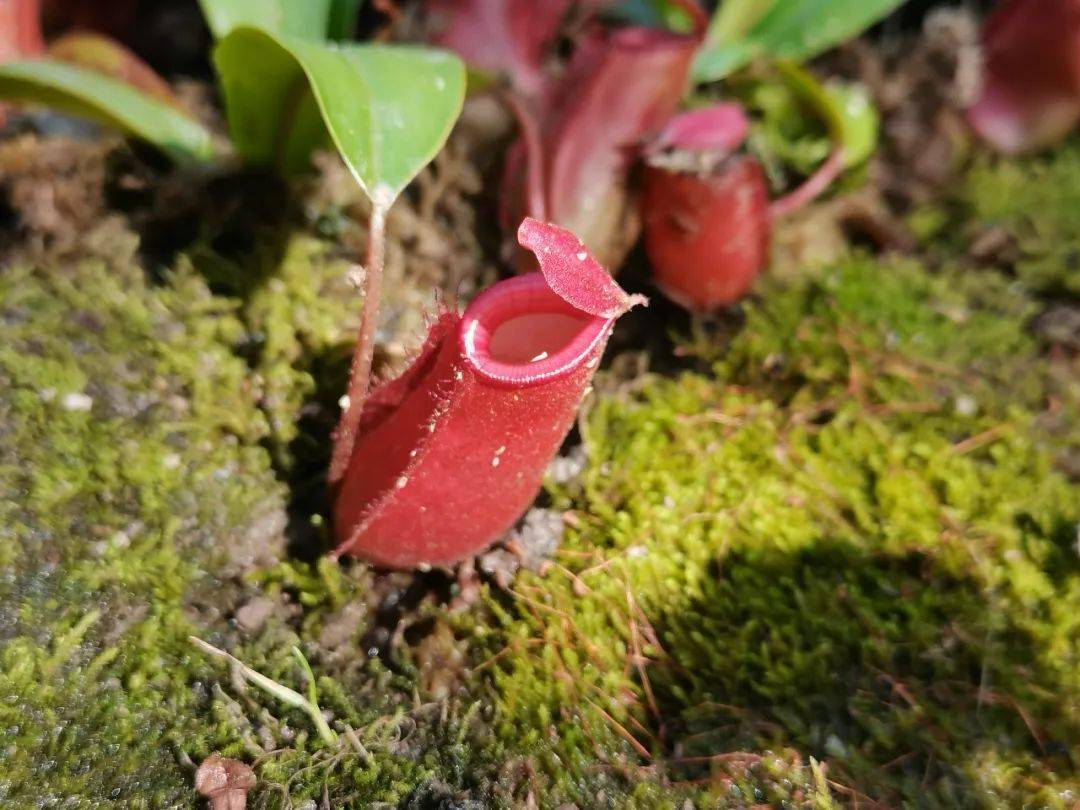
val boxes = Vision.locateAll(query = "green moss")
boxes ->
[0,231,484,807]
[189,232,358,470]
[0,235,279,803]
[463,254,1079,807]
[963,141,1080,295]
[3,146,1079,808]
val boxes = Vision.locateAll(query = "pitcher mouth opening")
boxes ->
[460,272,612,386]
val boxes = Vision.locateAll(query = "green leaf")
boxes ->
[196,0,334,40]
[0,59,215,161]
[213,27,466,204]
[706,0,776,44]
[693,0,907,83]
[774,60,878,167]
[740,80,831,179]
[823,82,877,167]
[604,0,700,33]
[327,0,364,40]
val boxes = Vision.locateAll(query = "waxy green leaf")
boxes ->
[693,0,907,83]
[327,0,364,41]
[214,27,466,205]
[823,82,878,168]
[706,0,774,44]
[196,0,335,40]
[775,60,878,168]
[47,32,183,109]
[0,59,215,161]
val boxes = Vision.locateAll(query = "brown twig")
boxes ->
[583,696,653,760]
[952,425,1009,455]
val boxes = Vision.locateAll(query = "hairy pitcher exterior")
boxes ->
[333,218,643,568]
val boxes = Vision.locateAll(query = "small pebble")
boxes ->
[61,392,93,412]
[954,394,978,416]
[234,597,275,634]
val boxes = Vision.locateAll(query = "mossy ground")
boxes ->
[1,138,1078,807]
[467,258,1078,807]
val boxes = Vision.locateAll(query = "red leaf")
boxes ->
[641,156,771,311]
[42,0,142,39]
[427,0,572,96]
[0,0,44,61]
[967,0,1080,154]
[651,103,749,154]
[333,220,639,568]
[504,26,697,269]
[545,28,696,264]
[517,216,645,317]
